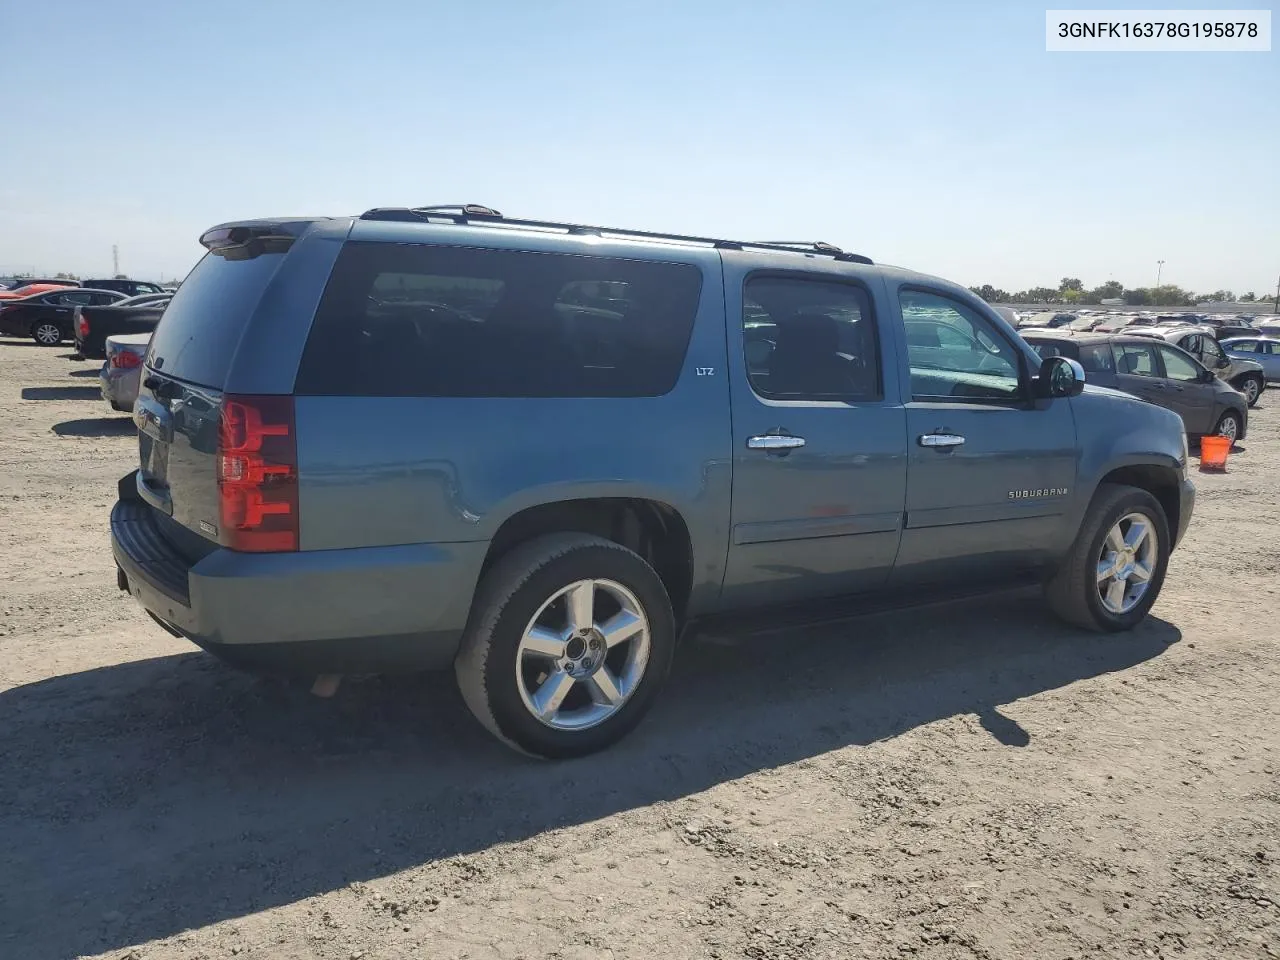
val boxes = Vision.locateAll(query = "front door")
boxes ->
[1155,344,1216,434]
[892,288,1078,586]
[723,267,907,609]
[1261,341,1280,381]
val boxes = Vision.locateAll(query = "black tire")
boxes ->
[1234,375,1263,407]
[1044,483,1170,633]
[1214,410,1243,445]
[455,533,676,759]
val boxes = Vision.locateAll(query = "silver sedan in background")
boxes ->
[1221,337,1280,383]
[99,333,151,412]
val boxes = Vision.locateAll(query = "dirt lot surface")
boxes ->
[2,339,1278,960]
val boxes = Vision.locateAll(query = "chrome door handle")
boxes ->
[747,434,806,451]
[918,433,965,448]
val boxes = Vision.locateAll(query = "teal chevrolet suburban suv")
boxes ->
[111,205,1194,758]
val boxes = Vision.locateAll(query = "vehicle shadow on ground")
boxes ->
[0,592,1180,959]
[51,417,134,437]
[20,385,102,401]
[67,368,100,378]
[0,338,65,349]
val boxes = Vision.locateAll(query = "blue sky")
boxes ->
[1,0,1275,295]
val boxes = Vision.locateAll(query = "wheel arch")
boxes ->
[1095,464,1184,547]
[479,497,695,622]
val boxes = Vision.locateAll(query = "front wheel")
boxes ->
[32,322,62,346]
[455,533,676,758]
[1044,483,1170,632]
[1214,410,1242,445]
[1234,375,1263,407]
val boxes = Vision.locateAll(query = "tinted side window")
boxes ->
[1113,343,1158,377]
[741,276,878,401]
[1199,337,1227,364]
[1027,341,1067,359]
[900,290,1021,401]
[296,242,703,398]
[1078,342,1115,374]
[1230,340,1258,353]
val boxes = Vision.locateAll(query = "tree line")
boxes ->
[968,277,1276,308]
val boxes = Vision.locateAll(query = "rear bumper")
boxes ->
[110,475,487,673]
[99,365,140,411]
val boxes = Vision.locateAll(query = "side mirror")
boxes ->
[1037,355,1086,398]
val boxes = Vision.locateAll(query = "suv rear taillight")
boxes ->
[110,351,142,369]
[78,314,90,337]
[216,395,299,552]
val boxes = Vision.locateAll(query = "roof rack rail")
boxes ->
[749,240,846,255]
[358,205,873,264]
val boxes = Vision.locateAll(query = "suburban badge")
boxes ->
[1009,488,1069,500]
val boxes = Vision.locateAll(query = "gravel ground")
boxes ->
[1,338,1277,960]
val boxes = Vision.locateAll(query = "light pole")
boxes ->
[1155,260,1165,290]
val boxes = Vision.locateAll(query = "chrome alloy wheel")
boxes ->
[515,578,651,731]
[34,323,61,345]
[1217,414,1240,442]
[1241,379,1260,404]
[1097,512,1158,615]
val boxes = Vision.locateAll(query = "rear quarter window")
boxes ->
[295,242,703,398]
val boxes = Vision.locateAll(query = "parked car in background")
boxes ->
[0,277,79,292]
[99,333,151,411]
[75,292,171,358]
[1023,330,1247,442]
[0,288,128,344]
[1212,320,1259,341]
[1221,337,1280,383]
[991,305,1019,326]
[1091,314,1160,333]
[110,206,1194,758]
[1017,311,1076,329]
[1128,326,1265,405]
[82,278,168,297]
[0,281,80,301]
[1256,317,1280,338]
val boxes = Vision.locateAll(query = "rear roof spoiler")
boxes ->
[199,218,333,259]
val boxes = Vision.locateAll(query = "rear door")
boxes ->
[891,286,1077,586]
[1154,344,1216,434]
[722,261,906,608]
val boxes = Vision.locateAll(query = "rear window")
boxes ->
[146,252,285,387]
[295,242,703,397]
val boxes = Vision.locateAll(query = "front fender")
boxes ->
[1067,386,1186,529]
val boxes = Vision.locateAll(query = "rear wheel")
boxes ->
[1214,410,1242,444]
[455,533,676,758]
[1044,483,1169,632]
[32,322,62,346]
